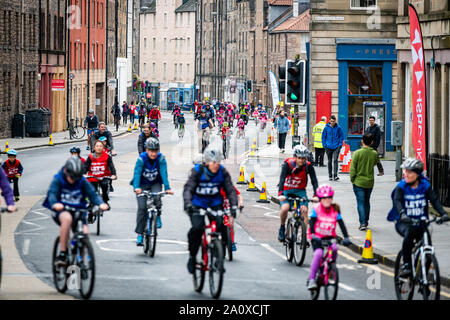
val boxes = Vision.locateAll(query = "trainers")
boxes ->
[55,251,68,267]
[334,176,340,181]
[329,176,333,181]
[377,172,384,176]
[278,225,286,242]
[281,149,285,153]
[187,256,196,274]
[136,234,144,246]
[86,146,90,150]
[399,263,412,278]
[232,242,237,252]
[156,216,162,229]
[307,279,317,290]
[359,224,367,231]
[14,196,19,202]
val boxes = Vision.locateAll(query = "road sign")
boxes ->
[51,79,65,91]
[108,79,117,88]
[147,93,152,98]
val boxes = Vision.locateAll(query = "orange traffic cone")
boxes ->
[340,149,351,174]
[358,229,378,264]
[256,182,270,203]
[237,167,247,185]
[339,142,346,162]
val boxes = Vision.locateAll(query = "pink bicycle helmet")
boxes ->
[316,184,334,198]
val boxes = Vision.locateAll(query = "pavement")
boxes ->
[238,133,450,287]
[0,123,131,153]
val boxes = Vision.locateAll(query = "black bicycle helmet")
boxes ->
[145,137,160,151]
[70,146,81,154]
[64,156,84,182]
[401,158,424,174]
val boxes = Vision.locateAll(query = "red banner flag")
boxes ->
[409,4,427,169]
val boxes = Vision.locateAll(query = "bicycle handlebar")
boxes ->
[85,176,115,180]
[285,197,317,203]
[137,190,168,198]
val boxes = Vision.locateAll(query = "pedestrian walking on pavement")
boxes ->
[312,116,327,167]
[322,115,344,181]
[122,101,129,125]
[275,111,290,153]
[111,99,122,132]
[364,116,384,176]
[350,133,380,231]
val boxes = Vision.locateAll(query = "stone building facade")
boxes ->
[0,0,39,138]
[396,0,450,157]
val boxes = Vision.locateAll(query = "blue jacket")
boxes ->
[322,122,344,150]
[131,153,171,191]
[43,169,103,210]
[275,116,290,134]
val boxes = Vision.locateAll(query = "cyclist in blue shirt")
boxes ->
[388,158,449,277]
[131,138,174,246]
[43,157,109,266]
[183,147,238,273]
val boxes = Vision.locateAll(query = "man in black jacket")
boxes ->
[84,110,99,150]
[365,116,384,176]
[137,125,158,154]
[91,122,116,156]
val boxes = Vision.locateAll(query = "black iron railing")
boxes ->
[427,153,450,207]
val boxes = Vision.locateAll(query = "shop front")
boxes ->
[337,40,397,151]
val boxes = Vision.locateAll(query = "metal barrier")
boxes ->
[427,153,450,207]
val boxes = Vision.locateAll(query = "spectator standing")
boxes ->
[322,115,344,181]
[274,111,290,153]
[111,99,122,131]
[364,116,384,176]
[350,133,380,231]
[122,101,129,125]
[312,116,327,167]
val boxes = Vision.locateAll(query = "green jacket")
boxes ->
[350,146,379,189]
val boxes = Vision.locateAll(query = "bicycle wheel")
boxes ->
[193,244,206,293]
[72,126,86,139]
[293,219,307,266]
[226,227,233,262]
[324,263,339,300]
[209,239,224,299]
[421,254,440,300]
[78,237,95,299]
[285,220,294,262]
[0,246,3,289]
[178,125,184,138]
[52,237,68,293]
[148,214,158,257]
[394,250,415,300]
[222,140,227,159]
[96,212,101,236]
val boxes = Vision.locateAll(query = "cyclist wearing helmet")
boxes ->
[277,145,319,242]
[183,147,238,273]
[177,111,186,127]
[195,109,214,153]
[2,149,23,202]
[84,110,99,150]
[91,122,116,156]
[307,184,350,290]
[131,138,174,246]
[70,146,85,165]
[149,122,160,138]
[43,157,109,265]
[138,124,157,154]
[388,158,450,278]
[172,104,181,127]
[149,105,161,128]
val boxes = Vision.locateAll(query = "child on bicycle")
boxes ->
[177,112,186,127]
[2,150,23,202]
[307,184,350,290]
[149,122,160,139]
[0,161,16,212]
[43,157,108,266]
[70,146,85,165]
[237,118,245,133]
[387,158,449,278]
[84,140,117,211]
[131,138,174,246]
[221,121,231,140]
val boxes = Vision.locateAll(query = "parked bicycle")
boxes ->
[137,190,167,257]
[85,176,113,235]
[284,197,314,266]
[309,238,341,300]
[193,207,225,299]
[52,205,99,299]
[68,119,86,140]
[394,216,446,300]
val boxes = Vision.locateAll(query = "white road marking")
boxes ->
[339,283,357,292]
[96,238,188,254]
[260,243,287,260]
[22,239,30,256]
[248,236,256,242]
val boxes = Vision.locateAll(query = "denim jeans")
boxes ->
[352,184,373,225]
[325,147,341,178]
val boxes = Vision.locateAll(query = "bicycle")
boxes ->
[223,207,243,262]
[178,123,185,138]
[68,119,86,140]
[193,207,225,299]
[85,176,113,235]
[394,216,446,300]
[236,127,245,139]
[52,205,99,299]
[201,128,210,153]
[222,129,232,159]
[309,238,341,300]
[284,197,314,267]
[137,190,167,257]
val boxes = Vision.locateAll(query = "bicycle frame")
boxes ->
[411,224,434,287]
[199,208,223,271]
[319,241,336,286]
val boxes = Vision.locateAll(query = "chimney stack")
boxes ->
[293,0,299,17]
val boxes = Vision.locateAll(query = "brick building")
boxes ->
[39,0,67,133]
[0,0,39,138]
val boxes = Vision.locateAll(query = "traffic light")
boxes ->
[246,80,252,92]
[278,65,286,94]
[286,59,306,105]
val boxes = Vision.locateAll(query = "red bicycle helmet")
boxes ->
[316,184,334,198]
